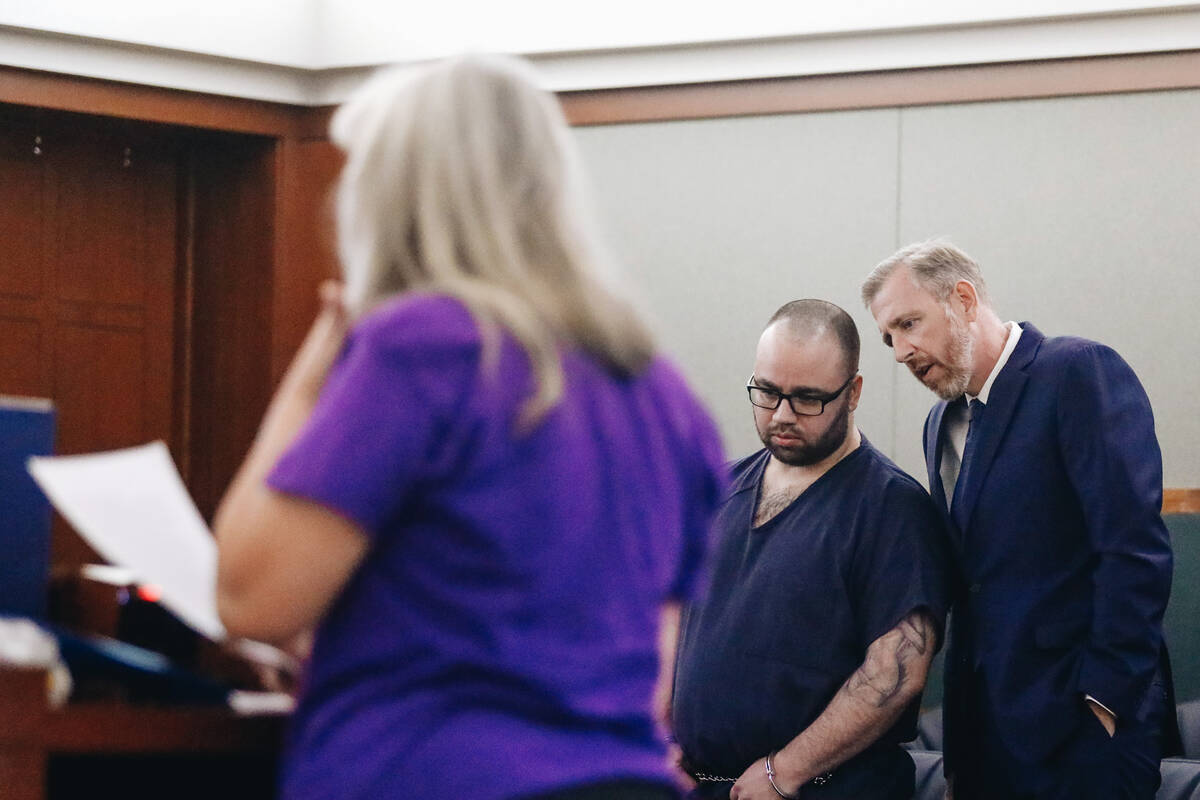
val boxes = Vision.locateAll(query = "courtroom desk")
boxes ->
[1,667,284,800]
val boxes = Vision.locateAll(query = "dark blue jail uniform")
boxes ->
[673,436,950,799]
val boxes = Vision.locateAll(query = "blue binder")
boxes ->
[0,395,55,619]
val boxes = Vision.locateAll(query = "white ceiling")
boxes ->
[2,1,1199,104]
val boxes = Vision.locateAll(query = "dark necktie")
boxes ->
[952,398,985,519]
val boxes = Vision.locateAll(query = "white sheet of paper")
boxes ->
[28,441,226,641]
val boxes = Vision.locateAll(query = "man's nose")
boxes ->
[772,399,799,422]
[892,334,915,363]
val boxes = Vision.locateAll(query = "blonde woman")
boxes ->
[214,54,725,800]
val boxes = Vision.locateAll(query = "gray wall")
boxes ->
[574,88,1200,487]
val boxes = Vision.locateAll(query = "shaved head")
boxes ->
[765,299,860,378]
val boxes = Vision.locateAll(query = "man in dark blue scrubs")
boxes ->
[672,299,949,800]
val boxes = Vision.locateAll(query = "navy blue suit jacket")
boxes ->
[923,323,1173,765]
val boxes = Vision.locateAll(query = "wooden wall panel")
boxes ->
[272,136,343,382]
[54,142,149,306]
[54,324,148,453]
[0,318,44,396]
[0,128,46,298]
[139,139,181,471]
[0,111,57,407]
[186,133,277,520]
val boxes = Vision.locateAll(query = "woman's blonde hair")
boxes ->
[330,53,655,427]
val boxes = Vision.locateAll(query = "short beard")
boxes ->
[921,307,974,400]
[759,396,851,467]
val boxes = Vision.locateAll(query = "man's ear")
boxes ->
[848,374,864,412]
[954,280,979,322]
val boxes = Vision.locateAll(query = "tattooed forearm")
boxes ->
[757,610,937,787]
[757,609,938,785]
[842,610,934,709]
[845,656,906,707]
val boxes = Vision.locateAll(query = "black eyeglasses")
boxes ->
[746,373,857,417]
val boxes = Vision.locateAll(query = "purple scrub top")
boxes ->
[268,293,726,800]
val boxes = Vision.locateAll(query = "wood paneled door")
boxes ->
[0,108,179,567]
[0,91,338,584]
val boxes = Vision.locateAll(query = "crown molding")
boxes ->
[558,50,1200,125]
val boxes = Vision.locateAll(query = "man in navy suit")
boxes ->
[861,240,1175,799]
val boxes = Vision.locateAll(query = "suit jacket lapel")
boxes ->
[925,400,950,510]
[953,323,1044,531]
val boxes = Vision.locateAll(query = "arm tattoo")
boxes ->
[842,610,933,709]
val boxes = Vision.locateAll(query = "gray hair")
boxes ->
[860,239,989,309]
[330,53,654,427]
